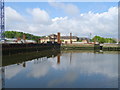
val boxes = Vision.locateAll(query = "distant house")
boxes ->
[40,34,57,43]
[40,34,79,44]
[79,37,90,44]
[60,36,79,43]
[25,40,36,43]
[40,37,50,43]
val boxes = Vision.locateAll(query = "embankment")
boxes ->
[61,44,120,51]
[2,43,60,55]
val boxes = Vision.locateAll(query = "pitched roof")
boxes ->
[40,34,78,39]
[48,34,57,37]
[79,37,90,40]
[60,36,78,39]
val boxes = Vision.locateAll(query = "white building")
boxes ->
[2,38,36,44]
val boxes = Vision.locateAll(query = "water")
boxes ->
[1,50,119,88]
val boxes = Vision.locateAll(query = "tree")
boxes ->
[92,36,117,44]
[3,31,41,42]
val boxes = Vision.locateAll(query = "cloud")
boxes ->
[27,8,51,25]
[49,2,80,16]
[52,52,118,78]
[4,51,118,88]
[48,71,78,87]
[5,7,25,23]
[27,58,52,78]
[5,7,27,33]
[45,52,118,87]
[5,65,23,79]
[5,6,118,38]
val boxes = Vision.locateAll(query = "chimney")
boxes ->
[70,33,72,44]
[57,32,60,44]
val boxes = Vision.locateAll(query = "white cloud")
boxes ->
[49,2,80,16]
[5,7,25,23]
[4,51,118,87]
[27,59,52,78]
[52,17,68,22]
[5,65,23,79]
[46,52,118,87]
[5,6,118,38]
[27,8,51,25]
[52,52,118,78]
[5,7,27,33]
[48,71,79,87]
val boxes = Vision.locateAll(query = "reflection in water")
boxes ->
[70,52,72,64]
[1,50,119,88]
[3,50,60,66]
[0,67,5,89]
[57,54,60,65]
[28,59,51,78]
[0,68,2,90]
[23,62,26,68]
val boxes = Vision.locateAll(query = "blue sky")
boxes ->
[5,2,118,38]
[5,2,118,18]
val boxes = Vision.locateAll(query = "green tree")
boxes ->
[3,31,41,42]
[92,36,117,44]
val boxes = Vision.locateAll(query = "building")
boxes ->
[60,36,79,43]
[40,34,57,43]
[40,34,79,44]
[79,37,90,44]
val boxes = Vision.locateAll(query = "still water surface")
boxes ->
[3,50,118,88]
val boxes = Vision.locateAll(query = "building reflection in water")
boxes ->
[70,53,72,64]
[1,50,61,89]
[2,50,119,88]
[57,52,72,65]
[57,54,61,65]
[23,62,26,68]
[94,50,103,54]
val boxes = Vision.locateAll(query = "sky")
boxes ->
[5,2,118,38]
